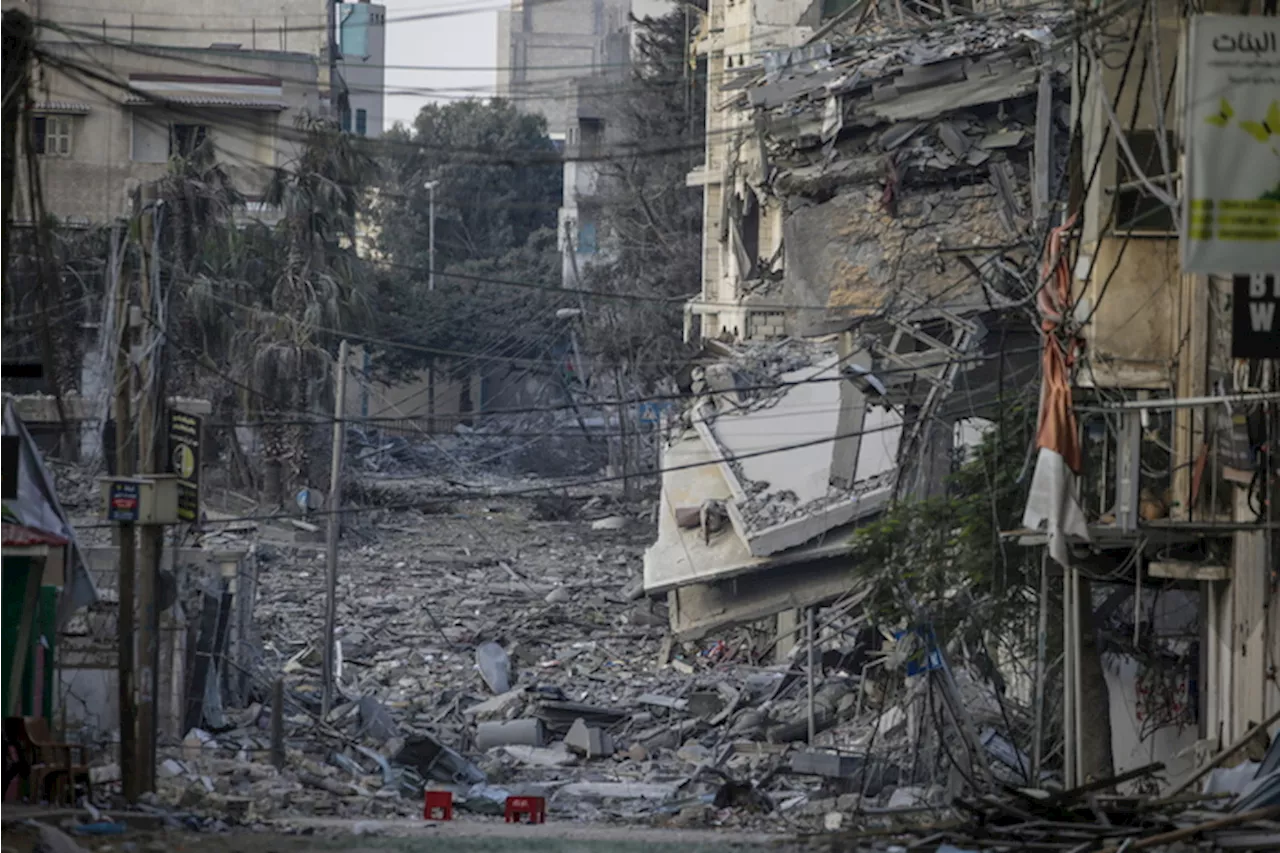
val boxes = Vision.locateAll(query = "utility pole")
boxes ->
[135,183,161,793]
[114,211,139,804]
[321,340,349,717]
[0,11,34,333]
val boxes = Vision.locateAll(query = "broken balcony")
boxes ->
[644,340,900,637]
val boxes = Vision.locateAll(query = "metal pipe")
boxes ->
[1031,550,1049,781]
[807,606,817,746]
[1077,392,1280,412]
[1062,559,1075,788]
[1071,565,1085,787]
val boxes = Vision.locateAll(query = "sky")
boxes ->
[380,0,502,129]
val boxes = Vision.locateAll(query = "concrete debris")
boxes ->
[357,695,400,743]
[590,515,628,531]
[51,467,1069,834]
[475,641,512,694]
[463,686,527,719]
[499,742,577,768]
[564,718,615,758]
[475,718,546,749]
[36,824,92,853]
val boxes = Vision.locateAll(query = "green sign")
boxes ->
[168,411,201,523]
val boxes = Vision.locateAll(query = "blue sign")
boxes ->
[894,627,943,676]
[638,401,675,426]
[108,481,140,523]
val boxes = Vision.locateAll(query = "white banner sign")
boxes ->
[1183,16,1280,274]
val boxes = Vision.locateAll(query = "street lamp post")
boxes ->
[423,180,440,431]
[423,180,439,291]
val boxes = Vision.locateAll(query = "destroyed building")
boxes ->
[649,2,1061,644]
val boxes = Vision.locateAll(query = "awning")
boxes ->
[123,94,286,111]
[2,398,98,624]
[33,102,91,114]
[3,522,69,558]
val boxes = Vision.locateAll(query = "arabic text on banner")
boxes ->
[1182,17,1280,274]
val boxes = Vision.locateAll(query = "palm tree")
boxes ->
[248,113,376,501]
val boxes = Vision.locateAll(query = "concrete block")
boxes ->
[789,749,862,778]
[565,717,614,757]
[476,718,545,750]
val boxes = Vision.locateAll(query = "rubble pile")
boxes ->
[135,482,1040,831]
[810,761,1280,852]
[347,411,614,480]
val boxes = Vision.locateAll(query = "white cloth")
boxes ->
[1021,447,1090,567]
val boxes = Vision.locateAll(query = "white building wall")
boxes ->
[9,0,329,58]
[497,0,631,136]
[338,0,386,137]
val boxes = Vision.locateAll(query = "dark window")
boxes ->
[1116,129,1177,232]
[341,107,352,132]
[170,124,208,158]
[32,115,72,156]
[355,108,367,136]
[579,118,603,158]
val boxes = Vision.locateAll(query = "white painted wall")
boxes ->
[1104,655,1199,791]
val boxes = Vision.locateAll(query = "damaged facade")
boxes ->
[650,0,1278,804]
[1043,0,1280,789]
[651,0,1061,641]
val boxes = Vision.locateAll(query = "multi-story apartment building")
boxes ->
[497,0,675,287]
[4,0,354,222]
[17,42,321,223]
[337,0,386,138]
[496,0,632,136]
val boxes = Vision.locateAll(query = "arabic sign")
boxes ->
[108,481,140,522]
[1233,273,1280,358]
[1183,17,1280,274]
[168,411,201,523]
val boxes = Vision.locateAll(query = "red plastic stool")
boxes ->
[504,795,546,824]
[423,790,453,820]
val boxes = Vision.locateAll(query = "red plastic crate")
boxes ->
[423,790,453,821]
[504,795,546,824]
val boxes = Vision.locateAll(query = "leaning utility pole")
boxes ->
[114,212,139,803]
[135,183,161,793]
[321,340,350,717]
[0,13,34,333]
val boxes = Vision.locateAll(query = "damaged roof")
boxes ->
[745,9,1069,117]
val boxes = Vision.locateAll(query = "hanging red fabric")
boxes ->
[1034,215,1083,474]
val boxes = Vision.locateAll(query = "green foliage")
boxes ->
[367,98,564,379]
[577,8,707,386]
[371,227,564,381]
[375,98,561,273]
[849,402,1037,649]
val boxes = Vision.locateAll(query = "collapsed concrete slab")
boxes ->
[643,342,900,638]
